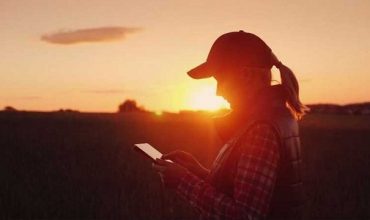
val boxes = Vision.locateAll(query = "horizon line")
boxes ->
[1,101,370,114]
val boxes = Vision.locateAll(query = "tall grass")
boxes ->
[0,112,369,219]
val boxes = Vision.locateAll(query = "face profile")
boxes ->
[212,66,272,111]
[214,71,249,109]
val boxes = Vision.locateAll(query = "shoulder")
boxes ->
[237,121,280,152]
[241,121,279,140]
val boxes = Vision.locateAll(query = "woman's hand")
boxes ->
[162,151,209,179]
[152,159,188,189]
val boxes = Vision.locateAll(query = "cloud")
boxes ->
[41,26,141,45]
[83,89,127,94]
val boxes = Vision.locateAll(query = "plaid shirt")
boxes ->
[177,123,280,220]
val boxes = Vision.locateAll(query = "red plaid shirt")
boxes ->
[177,123,280,220]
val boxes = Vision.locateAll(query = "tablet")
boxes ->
[134,143,168,162]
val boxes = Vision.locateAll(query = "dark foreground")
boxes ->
[0,111,369,219]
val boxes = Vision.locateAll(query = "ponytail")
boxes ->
[272,53,309,119]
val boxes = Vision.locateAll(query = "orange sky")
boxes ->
[1,0,369,112]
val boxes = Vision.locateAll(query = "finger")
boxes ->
[159,173,164,183]
[152,163,161,171]
[157,158,176,166]
[155,158,167,165]
[161,150,180,160]
[174,157,187,165]
[162,155,181,164]
[155,158,174,166]
[152,163,167,172]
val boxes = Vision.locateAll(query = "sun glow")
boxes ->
[187,85,230,111]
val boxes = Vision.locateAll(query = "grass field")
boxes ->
[0,112,369,219]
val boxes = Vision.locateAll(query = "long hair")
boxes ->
[272,53,309,119]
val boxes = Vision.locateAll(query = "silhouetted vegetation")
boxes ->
[57,108,80,113]
[307,102,370,115]
[118,99,148,113]
[3,106,17,112]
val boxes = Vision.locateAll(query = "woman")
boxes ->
[153,31,308,220]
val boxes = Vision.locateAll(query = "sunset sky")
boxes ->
[1,0,369,112]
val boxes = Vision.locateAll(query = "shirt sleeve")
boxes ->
[176,123,280,220]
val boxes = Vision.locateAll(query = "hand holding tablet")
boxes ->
[134,143,192,189]
[133,143,173,163]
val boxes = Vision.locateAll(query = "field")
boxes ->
[0,111,369,219]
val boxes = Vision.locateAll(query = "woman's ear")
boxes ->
[240,67,254,82]
[241,67,271,87]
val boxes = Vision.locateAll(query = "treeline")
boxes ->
[3,101,370,115]
[307,102,370,115]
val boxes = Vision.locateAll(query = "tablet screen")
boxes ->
[134,143,163,161]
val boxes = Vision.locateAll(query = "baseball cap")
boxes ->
[187,31,273,79]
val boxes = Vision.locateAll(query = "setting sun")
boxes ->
[187,85,230,111]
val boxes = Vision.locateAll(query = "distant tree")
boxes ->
[118,99,146,113]
[58,108,79,113]
[3,106,17,112]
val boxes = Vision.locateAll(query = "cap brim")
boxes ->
[187,62,213,79]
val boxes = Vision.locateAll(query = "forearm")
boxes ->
[192,165,210,180]
[176,172,251,219]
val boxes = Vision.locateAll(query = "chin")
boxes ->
[230,102,247,112]
[229,103,235,110]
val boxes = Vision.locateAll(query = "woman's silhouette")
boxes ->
[153,31,308,220]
